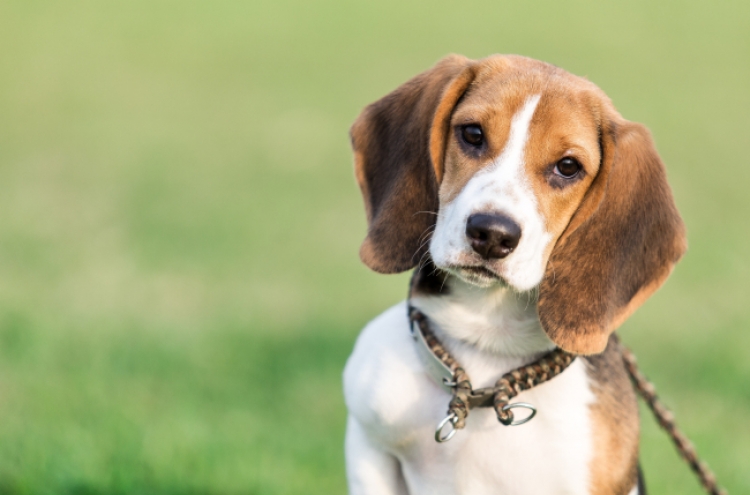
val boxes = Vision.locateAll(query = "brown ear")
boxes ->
[351,55,477,273]
[538,118,687,355]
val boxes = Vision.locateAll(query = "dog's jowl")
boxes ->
[344,55,685,495]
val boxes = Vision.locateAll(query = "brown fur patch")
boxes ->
[524,89,602,236]
[584,337,641,494]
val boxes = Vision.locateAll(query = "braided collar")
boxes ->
[407,304,576,442]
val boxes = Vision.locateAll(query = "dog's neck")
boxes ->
[410,263,556,363]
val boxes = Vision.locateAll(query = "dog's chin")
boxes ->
[444,264,510,289]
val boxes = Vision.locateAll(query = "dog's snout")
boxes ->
[466,214,522,260]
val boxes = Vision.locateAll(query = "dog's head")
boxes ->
[351,54,686,355]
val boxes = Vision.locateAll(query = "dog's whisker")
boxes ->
[416,249,432,273]
[413,226,436,263]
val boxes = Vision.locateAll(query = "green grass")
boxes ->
[0,0,748,493]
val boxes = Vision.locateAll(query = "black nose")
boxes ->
[466,213,522,260]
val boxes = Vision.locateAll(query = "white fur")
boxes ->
[415,275,555,359]
[430,94,552,291]
[344,296,596,495]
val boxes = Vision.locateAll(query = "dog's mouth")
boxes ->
[445,264,508,288]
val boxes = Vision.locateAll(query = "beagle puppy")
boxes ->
[343,55,686,495]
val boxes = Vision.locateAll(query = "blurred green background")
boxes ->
[0,0,748,493]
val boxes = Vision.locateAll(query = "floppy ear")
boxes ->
[538,118,687,355]
[351,55,477,273]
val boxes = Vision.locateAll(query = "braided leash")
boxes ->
[619,340,727,495]
[410,306,726,494]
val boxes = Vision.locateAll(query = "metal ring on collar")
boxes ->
[442,377,457,387]
[435,413,459,443]
[500,402,537,426]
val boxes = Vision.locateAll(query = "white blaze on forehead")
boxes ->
[493,93,541,172]
[431,94,553,291]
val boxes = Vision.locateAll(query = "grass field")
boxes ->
[0,0,748,493]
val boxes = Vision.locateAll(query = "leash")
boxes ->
[619,341,727,495]
[407,304,727,494]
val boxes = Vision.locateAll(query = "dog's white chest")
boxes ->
[343,302,597,495]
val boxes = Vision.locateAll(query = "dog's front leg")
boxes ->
[345,416,409,495]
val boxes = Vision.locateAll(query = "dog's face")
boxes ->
[351,55,686,354]
[431,64,603,291]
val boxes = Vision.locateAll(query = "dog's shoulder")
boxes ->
[343,302,444,443]
[582,337,642,494]
[343,302,416,392]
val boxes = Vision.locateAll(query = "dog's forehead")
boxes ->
[454,57,603,127]
[444,57,606,188]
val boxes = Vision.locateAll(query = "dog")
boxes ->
[342,54,686,495]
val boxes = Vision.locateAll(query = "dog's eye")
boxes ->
[461,125,484,146]
[554,157,581,178]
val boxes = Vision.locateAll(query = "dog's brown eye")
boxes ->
[554,157,581,178]
[461,125,484,146]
